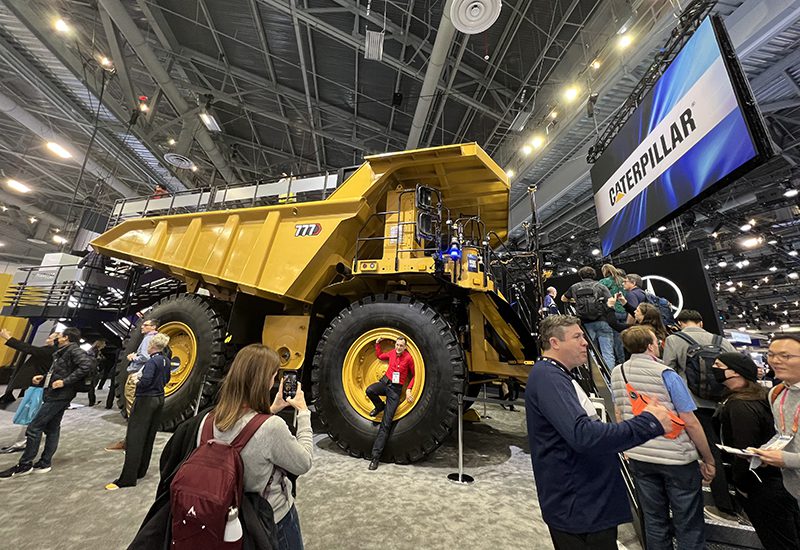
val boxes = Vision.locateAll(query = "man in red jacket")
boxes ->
[366,337,415,470]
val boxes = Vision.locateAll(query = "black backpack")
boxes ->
[644,292,677,327]
[571,280,607,322]
[673,332,725,401]
[77,351,99,393]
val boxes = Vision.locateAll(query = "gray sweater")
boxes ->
[198,410,313,522]
[769,383,800,505]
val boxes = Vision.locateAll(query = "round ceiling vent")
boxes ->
[164,153,194,170]
[450,0,502,35]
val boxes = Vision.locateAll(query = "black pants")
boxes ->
[19,399,70,467]
[741,477,800,550]
[117,394,163,486]
[97,363,115,390]
[695,407,734,512]
[366,377,402,461]
[548,526,617,550]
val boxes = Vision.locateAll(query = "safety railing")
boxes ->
[1,261,182,319]
[107,168,350,229]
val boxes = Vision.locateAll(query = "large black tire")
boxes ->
[311,294,465,463]
[113,293,229,431]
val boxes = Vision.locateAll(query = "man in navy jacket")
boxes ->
[526,315,672,550]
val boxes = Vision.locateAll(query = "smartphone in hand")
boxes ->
[283,371,298,399]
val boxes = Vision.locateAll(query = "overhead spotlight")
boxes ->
[781,323,791,329]
[591,60,601,70]
[521,145,532,156]
[52,235,67,245]
[505,169,515,179]
[46,142,72,158]
[718,260,728,268]
[741,237,762,248]
[725,280,734,286]
[784,188,799,198]
[199,111,222,132]
[98,55,112,68]
[767,238,778,245]
[570,235,575,240]
[54,18,70,33]
[789,250,798,257]
[6,179,31,193]
[739,223,752,232]
[191,164,199,173]
[727,287,736,293]
[749,218,756,226]
[591,248,600,256]
[167,138,176,146]
[570,267,578,273]
[139,103,150,113]
[531,135,544,149]
[549,110,558,120]
[0,205,6,211]
[617,34,632,49]
[563,85,580,103]
[711,232,719,238]
[789,272,799,280]
[704,264,709,269]
[29,216,38,224]
[657,225,667,232]
[769,265,778,272]
[649,237,659,244]
[735,262,743,269]
[741,259,750,266]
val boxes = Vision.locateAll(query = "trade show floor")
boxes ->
[0,389,642,550]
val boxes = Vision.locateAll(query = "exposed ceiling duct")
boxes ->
[97,0,240,184]
[0,89,136,197]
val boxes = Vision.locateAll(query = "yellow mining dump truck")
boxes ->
[93,143,538,463]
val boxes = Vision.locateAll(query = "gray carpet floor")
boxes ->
[0,389,642,550]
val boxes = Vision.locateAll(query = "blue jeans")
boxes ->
[19,399,70,467]
[629,459,705,550]
[276,505,304,550]
[583,320,617,369]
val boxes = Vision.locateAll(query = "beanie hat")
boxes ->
[716,352,758,382]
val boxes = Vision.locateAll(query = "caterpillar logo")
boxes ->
[295,223,322,237]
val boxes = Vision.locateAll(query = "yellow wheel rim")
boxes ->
[342,328,425,421]
[159,321,198,396]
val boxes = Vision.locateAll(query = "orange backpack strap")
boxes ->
[769,383,787,405]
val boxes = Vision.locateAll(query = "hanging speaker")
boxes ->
[450,0,502,35]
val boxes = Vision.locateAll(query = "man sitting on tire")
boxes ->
[366,337,415,471]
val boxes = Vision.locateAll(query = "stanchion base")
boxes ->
[447,472,475,484]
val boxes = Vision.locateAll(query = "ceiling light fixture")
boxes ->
[591,248,600,256]
[784,188,799,198]
[718,260,727,268]
[739,223,752,232]
[505,169,515,179]
[199,111,222,132]
[768,239,778,245]
[563,86,579,103]
[549,110,558,120]
[99,55,112,67]
[52,235,67,245]
[6,179,31,193]
[617,34,633,49]
[789,250,798,257]
[769,265,778,272]
[657,225,667,232]
[649,237,659,243]
[167,138,176,146]
[521,145,532,156]
[54,18,70,33]
[725,280,734,286]
[789,272,799,280]
[29,216,37,224]
[46,141,72,159]
[741,237,762,248]
[531,135,544,149]
[727,287,736,293]
[591,60,601,70]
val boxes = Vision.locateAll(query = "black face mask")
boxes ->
[712,368,729,384]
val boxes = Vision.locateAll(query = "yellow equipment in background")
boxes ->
[0,273,29,368]
[93,143,537,461]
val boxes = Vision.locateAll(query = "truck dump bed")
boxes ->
[91,143,509,306]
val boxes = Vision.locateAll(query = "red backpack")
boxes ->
[170,412,270,549]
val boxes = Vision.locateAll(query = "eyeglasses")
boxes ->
[766,351,800,362]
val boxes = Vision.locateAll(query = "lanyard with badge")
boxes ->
[765,389,800,451]
[539,356,573,378]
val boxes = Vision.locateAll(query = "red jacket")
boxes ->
[375,342,415,389]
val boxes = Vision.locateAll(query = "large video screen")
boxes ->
[591,16,770,256]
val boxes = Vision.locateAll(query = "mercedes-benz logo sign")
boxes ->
[642,275,683,315]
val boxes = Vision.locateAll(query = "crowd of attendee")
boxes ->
[532,262,800,549]
[0,261,798,550]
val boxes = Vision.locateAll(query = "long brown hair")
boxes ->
[637,303,668,341]
[726,379,769,402]
[214,344,280,431]
[601,264,625,287]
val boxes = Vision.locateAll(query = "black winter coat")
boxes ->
[128,409,278,550]
[41,343,92,402]
[3,338,56,391]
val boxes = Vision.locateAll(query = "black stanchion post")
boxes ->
[447,393,474,484]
